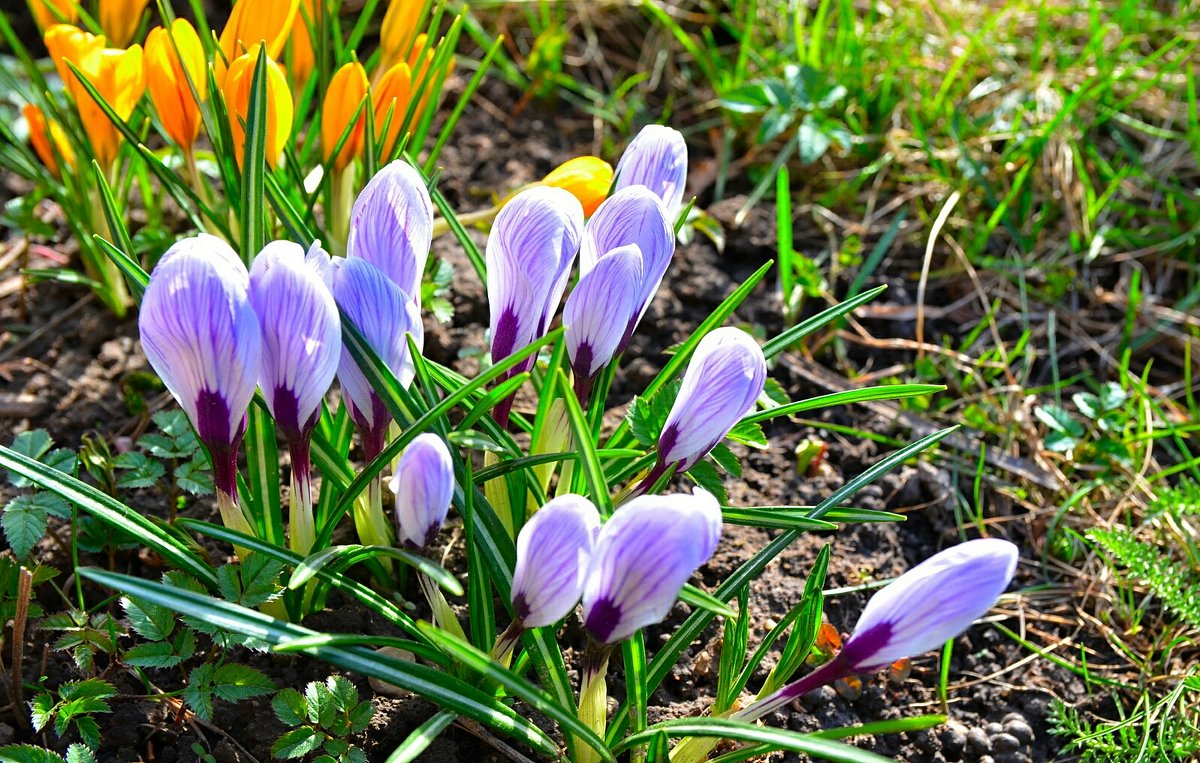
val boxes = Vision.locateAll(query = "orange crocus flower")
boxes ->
[145,19,206,151]
[28,0,78,33]
[542,157,614,216]
[98,0,151,48]
[217,0,300,77]
[372,60,412,161]
[321,61,369,171]
[23,103,76,178]
[222,46,295,169]
[44,24,105,86]
[378,0,422,74]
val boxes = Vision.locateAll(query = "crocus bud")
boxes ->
[248,241,341,442]
[346,161,433,302]
[582,489,721,644]
[218,0,299,73]
[657,328,765,472]
[222,46,294,169]
[564,245,643,381]
[99,0,150,48]
[487,186,583,368]
[23,104,75,179]
[511,495,601,628]
[287,0,317,90]
[614,124,688,220]
[378,0,422,74]
[138,234,262,456]
[579,186,674,349]
[372,61,413,161]
[842,538,1019,672]
[145,19,206,152]
[388,433,454,548]
[322,61,369,171]
[29,0,78,33]
[330,257,423,449]
[44,24,104,87]
[542,156,614,216]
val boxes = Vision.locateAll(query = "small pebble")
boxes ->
[966,727,991,755]
[993,754,1029,763]
[985,722,1004,736]
[991,732,1020,753]
[1004,718,1034,744]
[939,721,967,759]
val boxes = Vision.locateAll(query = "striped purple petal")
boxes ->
[331,257,424,435]
[658,328,766,471]
[347,160,434,303]
[138,233,261,452]
[564,244,644,379]
[486,186,583,368]
[582,488,722,644]
[614,125,688,220]
[388,433,455,548]
[511,494,601,628]
[249,240,341,440]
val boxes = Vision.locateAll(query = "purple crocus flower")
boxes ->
[138,233,262,499]
[511,495,601,629]
[330,256,424,456]
[738,538,1019,721]
[347,160,434,304]
[614,125,688,220]
[388,433,455,548]
[563,244,643,392]
[248,240,341,442]
[656,328,766,473]
[582,489,722,644]
[486,186,583,425]
[578,186,675,351]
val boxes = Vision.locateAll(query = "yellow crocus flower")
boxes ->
[98,0,150,48]
[287,0,317,92]
[321,61,369,171]
[378,0,422,74]
[145,19,206,152]
[43,24,105,87]
[372,60,412,161]
[218,0,300,76]
[23,103,76,178]
[222,46,295,169]
[541,157,614,216]
[28,0,78,33]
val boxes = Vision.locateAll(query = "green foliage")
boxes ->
[270,677,375,762]
[1089,528,1200,630]
[1035,383,1133,464]
[1050,688,1200,763]
[30,679,116,752]
[0,744,97,763]
[2,429,77,559]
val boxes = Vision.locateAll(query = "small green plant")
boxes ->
[1049,683,1200,763]
[2,430,78,561]
[30,678,116,753]
[271,676,375,762]
[1036,382,1133,466]
[0,743,99,763]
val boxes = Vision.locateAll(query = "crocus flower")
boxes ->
[23,104,75,179]
[614,124,688,220]
[138,234,261,500]
[99,0,150,48]
[222,46,294,169]
[656,328,766,473]
[144,19,206,152]
[330,257,423,454]
[346,160,433,302]
[563,244,643,386]
[29,0,78,33]
[388,433,455,548]
[248,241,341,442]
[582,489,722,644]
[511,495,601,629]
[579,186,675,349]
[541,156,614,216]
[378,0,423,74]
[286,0,317,90]
[322,61,369,171]
[372,60,414,161]
[43,24,103,86]
[737,538,1019,720]
[217,0,299,75]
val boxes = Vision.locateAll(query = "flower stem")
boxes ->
[288,438,316,555]
[576,641,614,763]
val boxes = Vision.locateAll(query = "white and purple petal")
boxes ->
[614,125,688,220]
[486,186,584,366]
[843,538,1019,671]
[347,160,434,303]
[564,245,644,379]
[511,495,601,628]
[331,257,424,437]
[582,488,722,644]
[249,240,341,440]
[658,328,766,472]
[579,186,674,340]
[388,433,455,548]
[138,233,261,451]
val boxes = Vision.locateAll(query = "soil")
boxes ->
[0,71,1092,763]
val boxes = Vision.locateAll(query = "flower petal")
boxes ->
[564,244,644,378]
[347,160,434,301]
[614,124,688,219]
[511,494,601,628]
[388,433,455,548]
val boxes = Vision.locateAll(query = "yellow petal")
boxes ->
[223,47,295,169]
[321,61,369,171]
[372,61,413,161]
[23,103,75,178]
[218,0,300,76]
[28,0,79,33]
[145,19,206,150]
[542,156,614,216]
[378,0,423,73]
[98,0,150,48]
